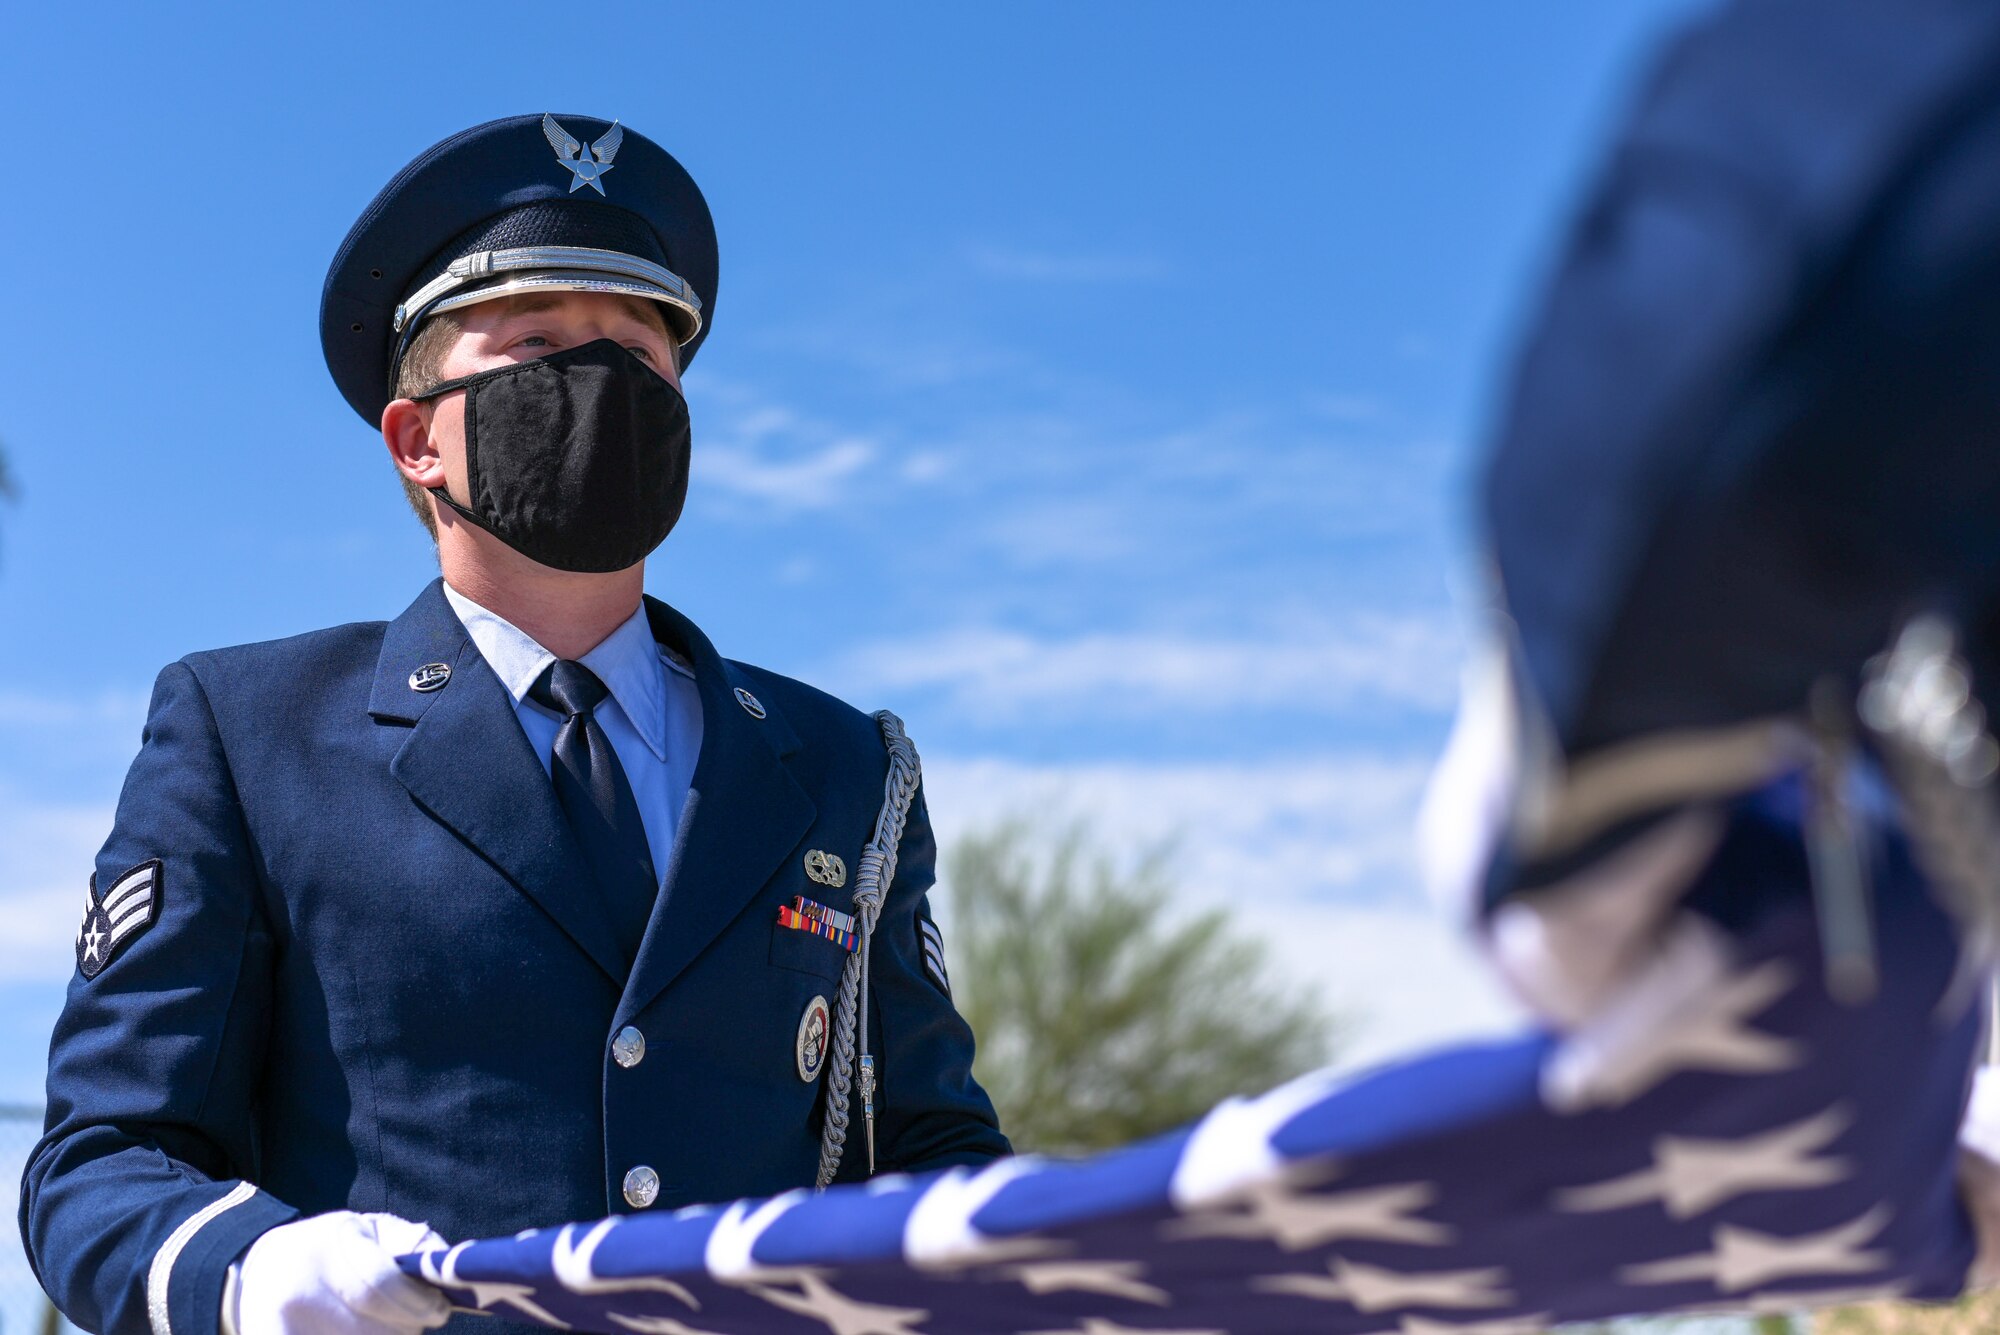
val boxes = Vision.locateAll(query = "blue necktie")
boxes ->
[530,660,658,969]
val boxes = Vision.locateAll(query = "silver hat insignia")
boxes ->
[543,113,623,196]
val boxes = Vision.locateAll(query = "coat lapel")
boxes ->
[616,596,817,1026]
[369,579,629,985]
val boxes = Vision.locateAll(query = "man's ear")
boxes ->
[381,398,445,490]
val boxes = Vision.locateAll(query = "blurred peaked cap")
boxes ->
[319,112,719,427]
[1481,0,2000,766]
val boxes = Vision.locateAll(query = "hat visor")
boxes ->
[423,270,702,344]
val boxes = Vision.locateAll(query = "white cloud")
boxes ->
[833,616,1461,724]
[895,403,1465,589]
[1306,394,1390,424]
[698,437,877,511]
[923,753,1430,907]
[898,450,955,484]
[965,244,1167,284]
[919,753,1527,1065]
[685,386,890,514]
[1243,901,1529,1069]
[0,688,148,729]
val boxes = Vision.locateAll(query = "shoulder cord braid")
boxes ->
[816,710,922,1188]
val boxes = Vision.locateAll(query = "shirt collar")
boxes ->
[442,582,671,762]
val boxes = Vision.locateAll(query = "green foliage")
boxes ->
[944,817,1337,1155]
[1812,1290,2000,1333]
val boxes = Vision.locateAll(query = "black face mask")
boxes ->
[412,338,691,574]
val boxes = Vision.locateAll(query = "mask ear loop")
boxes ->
[399,362,488,531]
[404,369,483,403]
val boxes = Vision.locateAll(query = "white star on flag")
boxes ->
[1544,959,1805,1112]
[1554,1104,1852,1218]
[1169,1068,1353,1209]
[705,1193,810,1283]
[1620,1205,1891,1292]
[1021,1320,1223,1335]
[553,1218,702,1306]
[1169,1170,1452,1250]
[744,1274,929,1335]
[905,1157,1063,1270]
[421,1242,569,1327]
[1253,1258,1514,1312]
[995,1261,1169,1305]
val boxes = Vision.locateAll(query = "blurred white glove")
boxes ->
[1959,1065,2000,1289]
[1419,634,1730,1040]
[228,1211,451,1335]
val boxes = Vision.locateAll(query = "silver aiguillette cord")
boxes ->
[1807,678,1878,1005]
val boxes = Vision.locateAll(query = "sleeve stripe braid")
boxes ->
[147,1180,258,1335]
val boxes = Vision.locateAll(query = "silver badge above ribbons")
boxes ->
[804,850,847,889]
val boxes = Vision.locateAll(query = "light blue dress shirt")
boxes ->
[443,583,702,883]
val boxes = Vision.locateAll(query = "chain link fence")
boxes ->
[0,1104,65,1335]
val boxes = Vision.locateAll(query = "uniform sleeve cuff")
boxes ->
[146,1183,298,1335]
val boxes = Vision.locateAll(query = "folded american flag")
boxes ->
[403,779,1987,1333]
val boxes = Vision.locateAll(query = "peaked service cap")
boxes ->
[1473,0,2000,909]
[1485,0,2000,761]
[320,112,718,427]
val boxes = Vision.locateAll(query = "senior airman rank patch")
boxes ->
[77,860,161,980]
[917,913,950,996]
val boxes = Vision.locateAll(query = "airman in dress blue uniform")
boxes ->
[19,113,1008,1335]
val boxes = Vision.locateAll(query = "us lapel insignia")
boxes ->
[408,662,451,692]
[796,994,831,1082]
[804,848,847,888]
[77,860,163,980]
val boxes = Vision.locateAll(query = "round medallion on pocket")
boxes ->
[796,994,831,1082]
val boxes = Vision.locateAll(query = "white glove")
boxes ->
[229,1211,452,1335]
[1959,1066,2000,1289]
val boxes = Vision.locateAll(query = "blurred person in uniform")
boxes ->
[19,113,1007,1335]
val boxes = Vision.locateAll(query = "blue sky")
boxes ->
[0,2,1714,1127]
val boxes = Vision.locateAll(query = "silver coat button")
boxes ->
[611,1026,646,1069]
[623,1165,660,1209]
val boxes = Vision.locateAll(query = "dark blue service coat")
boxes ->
[19,580,1008,1335]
